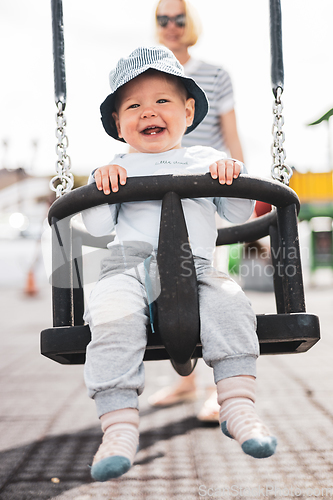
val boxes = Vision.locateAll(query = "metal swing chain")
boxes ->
[269,0,293,186]
[50,0,73,197]
[49,101,74,197]
[271,87,292,185]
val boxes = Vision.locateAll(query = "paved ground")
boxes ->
[1,238,333,500]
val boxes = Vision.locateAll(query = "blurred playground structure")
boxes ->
[230,103,333,288]
[227,170,333,290]
[289,169,333,273]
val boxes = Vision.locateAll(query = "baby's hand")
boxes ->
[209,159,241,185]
[94,164,127,194]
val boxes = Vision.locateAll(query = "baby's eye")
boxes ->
[128,103,139,109]
[157,99,168,104]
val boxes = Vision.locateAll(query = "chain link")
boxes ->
[271,87,293,185]
[50,101,74,197]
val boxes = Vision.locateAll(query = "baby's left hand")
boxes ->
[209,159,241,185]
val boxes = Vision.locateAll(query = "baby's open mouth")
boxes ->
[142,126,165,135]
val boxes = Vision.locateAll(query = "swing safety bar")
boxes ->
[41,174,320,371]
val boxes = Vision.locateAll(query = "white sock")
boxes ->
[217,377,277,458]
[91,408,139,480]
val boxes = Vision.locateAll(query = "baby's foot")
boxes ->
[217,377,277,459]
[91,408,139,481]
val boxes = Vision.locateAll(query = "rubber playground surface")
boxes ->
[1,267,333,499]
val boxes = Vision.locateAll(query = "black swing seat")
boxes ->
[41,173,320,374]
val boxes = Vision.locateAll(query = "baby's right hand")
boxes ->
[94,164,127,194]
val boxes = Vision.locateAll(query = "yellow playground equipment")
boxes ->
[289,170,333,207]
[289,170,333,272]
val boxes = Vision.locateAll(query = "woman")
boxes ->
[155,0,244,160]
[149,0,245,421]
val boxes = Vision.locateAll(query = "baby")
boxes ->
[82,46,277,482]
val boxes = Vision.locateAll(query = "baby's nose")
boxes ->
[142,107,157,118]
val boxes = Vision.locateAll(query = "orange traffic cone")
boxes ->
[24,269,38,296]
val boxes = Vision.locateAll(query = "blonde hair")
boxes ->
[155,0,202,48]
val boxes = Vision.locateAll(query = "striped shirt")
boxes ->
[181,58,235,152]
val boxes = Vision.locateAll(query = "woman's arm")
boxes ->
[219,109,244,163]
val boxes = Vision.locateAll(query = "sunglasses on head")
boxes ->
[156,14,186,28]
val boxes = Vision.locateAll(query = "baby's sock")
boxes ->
[91,408,139,481]
[217,376,277,459]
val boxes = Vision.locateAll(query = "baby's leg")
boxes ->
[84,269,149,415]
[84,262,149,480]
[196,258,277,458]
[196,258,259,381]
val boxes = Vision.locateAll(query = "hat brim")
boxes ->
[100,71,208,142]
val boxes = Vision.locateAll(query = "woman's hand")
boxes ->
[209,159,242,185]
[94,164,127,194]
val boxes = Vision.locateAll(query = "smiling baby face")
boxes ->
[112,69,195,154]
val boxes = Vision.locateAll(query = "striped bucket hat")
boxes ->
[100,46,209,142]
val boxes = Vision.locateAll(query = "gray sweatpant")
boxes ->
[84,243,259,417]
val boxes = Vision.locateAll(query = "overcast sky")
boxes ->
[1,0,333,180]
